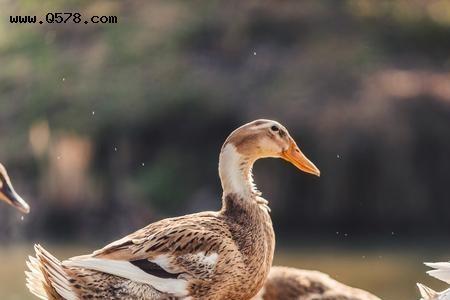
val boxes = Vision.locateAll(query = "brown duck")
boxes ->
[26,119,320,300]
[253,266,382,300]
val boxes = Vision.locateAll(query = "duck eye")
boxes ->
[270,126,279,132]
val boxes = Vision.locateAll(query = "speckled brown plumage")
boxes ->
[254,267,382,300]
[25,119,320,300]
[27,197,274,300]
[81,197,273,299]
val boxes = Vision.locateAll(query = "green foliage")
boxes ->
[0,0,450,241]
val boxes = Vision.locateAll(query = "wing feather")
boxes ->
[425,262,450,284]
[63,257,188,296]
[64,212,226,292]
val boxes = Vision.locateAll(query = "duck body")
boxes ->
[30,202,273,299]
[26,119,319,300]
[254,266,381,300]
[65,200,273,299]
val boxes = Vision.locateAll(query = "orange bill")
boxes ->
[281,138,320,177]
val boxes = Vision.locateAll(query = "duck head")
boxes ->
[0,163,30,214]
[219,119,320,197]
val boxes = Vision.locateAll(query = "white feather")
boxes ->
[63,257,188,297]
[26,245,79,300]
[426,262,450,271]
[417,283,439,300]
[440,290,450,300]
[428,270,450,285]
[426,262,450,284]
[220,145,246,194]
[150,254,177,273]
[219,144,258,197]
[198,252,218,266]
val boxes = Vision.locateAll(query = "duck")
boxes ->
[417,262,450,300]
[25,119,320,300]
[0,163,30,214]
[253,266,381,300]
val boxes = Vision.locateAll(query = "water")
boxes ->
[1,245,447,299]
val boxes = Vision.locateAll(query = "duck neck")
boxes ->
[219,144,259,202]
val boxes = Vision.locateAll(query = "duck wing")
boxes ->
[63,212,227,297]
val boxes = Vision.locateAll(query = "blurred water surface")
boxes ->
[1,243,448,300]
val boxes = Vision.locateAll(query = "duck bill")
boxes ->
[0,185,30,214]
[281,138,320,177]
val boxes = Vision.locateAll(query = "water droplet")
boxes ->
[253,51,256,56]
[337,154,340,159]
[62,77,66,82]
[114,147,118,151]
[21,216,24,221]
[141,162,145,166]
[92,111,95,116]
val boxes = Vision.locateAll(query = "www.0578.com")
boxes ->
[10,13,118,24]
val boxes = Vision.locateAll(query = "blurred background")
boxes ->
[1,0,450,299]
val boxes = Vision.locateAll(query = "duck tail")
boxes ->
[417,283,439,300]
[25,244,78,300]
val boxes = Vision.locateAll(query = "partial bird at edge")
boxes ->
[0,163,30,214]
[417,262,450,300]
